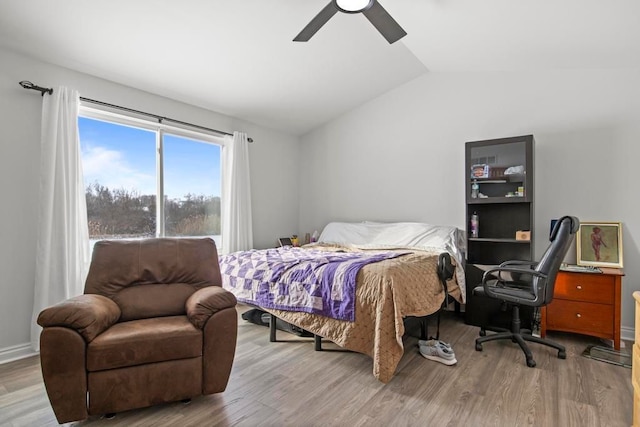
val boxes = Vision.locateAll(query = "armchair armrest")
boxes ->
[186,286,237,329]
[37,294,121,342]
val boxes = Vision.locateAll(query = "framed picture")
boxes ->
[577,222,623,268]
[278,237,293,247]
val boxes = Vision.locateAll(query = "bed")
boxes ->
[219,221,466,383]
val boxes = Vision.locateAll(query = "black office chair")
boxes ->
[473,215,580,367]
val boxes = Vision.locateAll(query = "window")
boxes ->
[78,107,223,247]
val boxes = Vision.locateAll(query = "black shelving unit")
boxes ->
[464,135,535,328]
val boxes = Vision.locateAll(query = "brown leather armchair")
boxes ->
[37,238,238,423]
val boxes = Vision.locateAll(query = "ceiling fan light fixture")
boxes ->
[334,0,373,13]
[294,0,406,44]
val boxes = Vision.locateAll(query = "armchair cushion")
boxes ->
[37,294,121,342]
[186,287,237,329]
[113,283,196,322]
[84,238,222,321]
[85,238,221,295]
[87,316,202,371]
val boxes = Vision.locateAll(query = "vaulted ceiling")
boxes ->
[1,0,639,135]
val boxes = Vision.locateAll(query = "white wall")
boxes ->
[299,69,640,335]
[2,44,637,358]
[0,46,300,360]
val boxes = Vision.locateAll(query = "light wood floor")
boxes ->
[0,305,633,426]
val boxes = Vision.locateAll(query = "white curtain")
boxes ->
[31,87,91,351]
[221,131,253,254]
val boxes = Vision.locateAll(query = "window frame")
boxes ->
[78,104,225,239]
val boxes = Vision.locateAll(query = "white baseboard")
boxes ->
[601,327,636,349]
[621,326,634,343]
[0,343,37,365]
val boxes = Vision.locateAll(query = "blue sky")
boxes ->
[78,117,221,199]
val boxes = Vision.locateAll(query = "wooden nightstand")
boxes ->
[541,268,623,350]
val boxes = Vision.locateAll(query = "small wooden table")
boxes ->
[541,268,623,350]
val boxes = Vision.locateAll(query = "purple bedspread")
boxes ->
[219,247,405,321]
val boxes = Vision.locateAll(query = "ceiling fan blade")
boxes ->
[362,1,407,44]
[293,2,339,42]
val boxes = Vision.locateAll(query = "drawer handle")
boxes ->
[576,313,582,318]
[576,285,582,290]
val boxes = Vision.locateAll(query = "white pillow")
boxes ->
[318,221,467,299]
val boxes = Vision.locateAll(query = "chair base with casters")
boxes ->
[474,302,566,367]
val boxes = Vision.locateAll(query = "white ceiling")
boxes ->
[1,0,639,136]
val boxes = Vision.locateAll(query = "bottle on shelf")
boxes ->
[471,180,479,198]
[470,212,479,238]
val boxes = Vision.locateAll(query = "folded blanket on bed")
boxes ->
[220,247,406,321]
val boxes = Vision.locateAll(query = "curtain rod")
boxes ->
[19,80,253,143]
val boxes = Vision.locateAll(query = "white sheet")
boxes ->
[318,221,466,300]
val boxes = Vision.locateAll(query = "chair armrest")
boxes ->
[499,260,538,268]
[482,266,549,301]
[482,266,547,284]
[186,287,237,329]
[37,294,121,342]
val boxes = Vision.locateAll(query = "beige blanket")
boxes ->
[265,245,462,383]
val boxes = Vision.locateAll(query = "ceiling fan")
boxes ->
[293,0,407,44]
